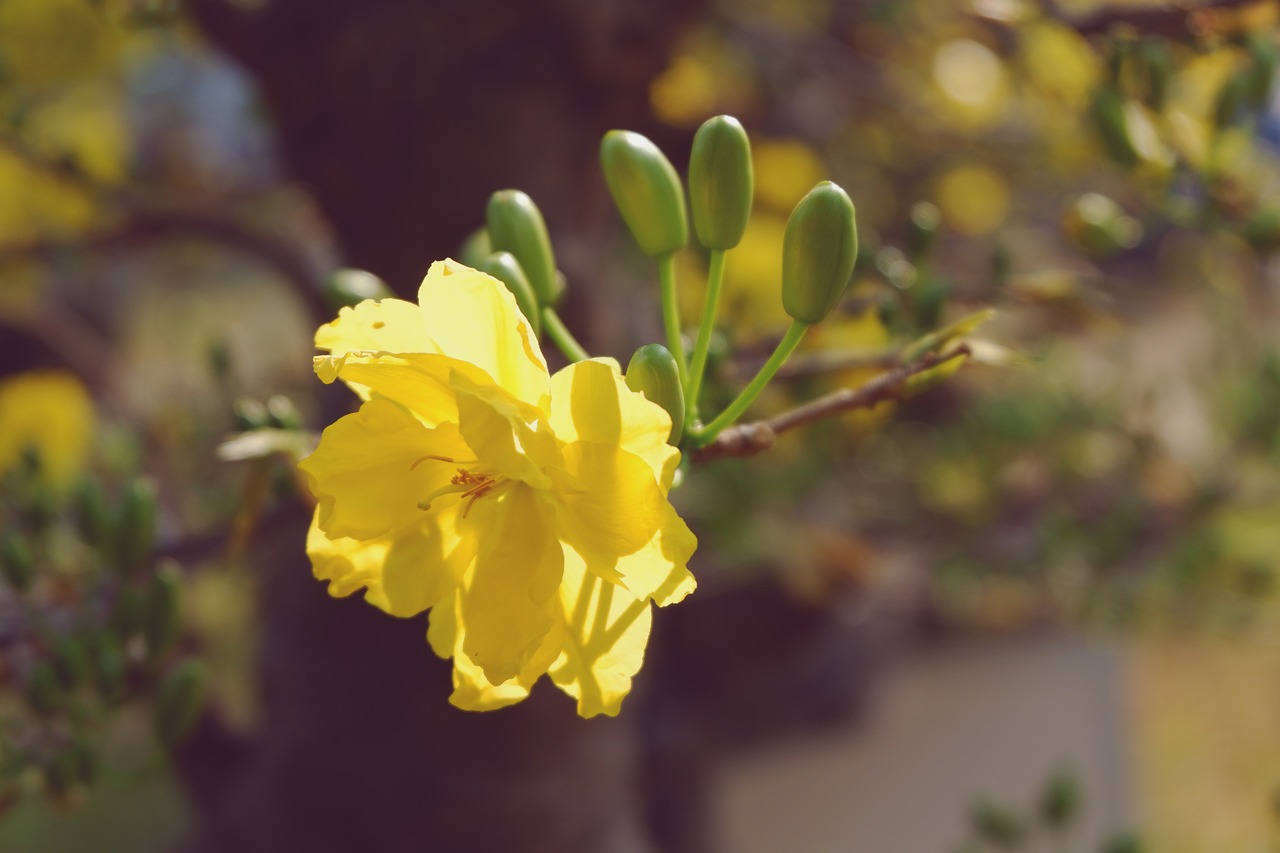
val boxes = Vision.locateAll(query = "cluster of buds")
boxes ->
[0,450,205,810]
[451,115,861,460]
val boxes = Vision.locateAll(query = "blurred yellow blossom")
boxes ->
[299,260,696,717]
[0,370,96,494]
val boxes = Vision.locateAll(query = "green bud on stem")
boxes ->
[155,660,208,747]
[688,115,753,250]
[114,477,157,577]
[478,252,542,336]
[486,190,558,305]
[72,478,109,547]
[0,533,34,592]
[625,344,685,444]
[782,181,858,325]
[324,268,392,311]
[600,130,688,256]
[144,559,182,658]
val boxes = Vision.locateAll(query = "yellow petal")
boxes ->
[451,370,559,487]
[605,501,696,607]
[418,260,550,410]
[550,556,652,718]
[298,398,471,540]
[429,589,565,711]
[552,441,665,585]
[315,297,429,356]
[305,505,475,617]
[458,486,563,685]
[313,351,490,427]
[548,359,680,492]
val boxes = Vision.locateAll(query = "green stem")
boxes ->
[684,248,726,427]
[694,319,809,446]
[658,253,689,388]
[541,307,590,362]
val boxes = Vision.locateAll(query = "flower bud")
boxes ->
[0,533,34,592]
[486,190,558,305]
[72,478,109,547]
[625,344,685,444]
[782,181,858,325]
[688,115,753,250]
[266,394,301,430]
[91,634,126,701]
[600,130,688,256]
[324,268,392,311]
[155,660,207,747]
[478,252,542,336]
[457,227,492,269]
[1090,86,1138,166]
[113,477,157,577]
[231,397,268,431]
[1039,769,1080,830]
[145,560,182,658]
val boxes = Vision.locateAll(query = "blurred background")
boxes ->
[1,0,1280,850]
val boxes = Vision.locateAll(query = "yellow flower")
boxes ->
[0,369,95,495]
[299,260,696,717]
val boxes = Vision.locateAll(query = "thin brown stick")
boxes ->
[692,345,970,463]
[1037,0,1269,39]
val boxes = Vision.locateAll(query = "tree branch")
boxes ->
[692,345,970,463]
[1037,0,1269,39]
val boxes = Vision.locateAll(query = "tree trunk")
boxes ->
[178,2,702,850]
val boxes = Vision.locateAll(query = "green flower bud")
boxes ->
[0,533,34,592]
[1247,31,1277,106]
[457,227,492,270]
[114,477,157,577]
[25,662,62,716]
[781,181,858,324]
[478,252,542,336]
[486,190,558,305]
[600,130,688,256]
[1102,832,1142,853]
[155,660,207,747]
[1138,37,1172,110]
[72,478,109,547]
[906,201,941,261]
[144,560,182,658]
[266,394,301,430]
[232,397,268,431]
[969,799,1026,847]
[1090,86,1138,166]
[688,115,753,250]
[1215,71,1250,129]
[1039,768,1080,830]
[324,268,392,311]
[625,344,685,444]
[90,634,126,701]
[51,636,89,690]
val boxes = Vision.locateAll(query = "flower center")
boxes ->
[411,455,506,518]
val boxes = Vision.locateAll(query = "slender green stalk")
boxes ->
[694,319,808,446]
[657,253,689,387]
[541,307,590,362]
[684,248,726,425]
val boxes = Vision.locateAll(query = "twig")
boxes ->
[0,136,331,321]
[692,345,970,463]
[1037,0,1269,39]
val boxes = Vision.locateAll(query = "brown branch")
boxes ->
[692,345,970,463]
[0,136,332,321]
[1038,0,1271,39]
